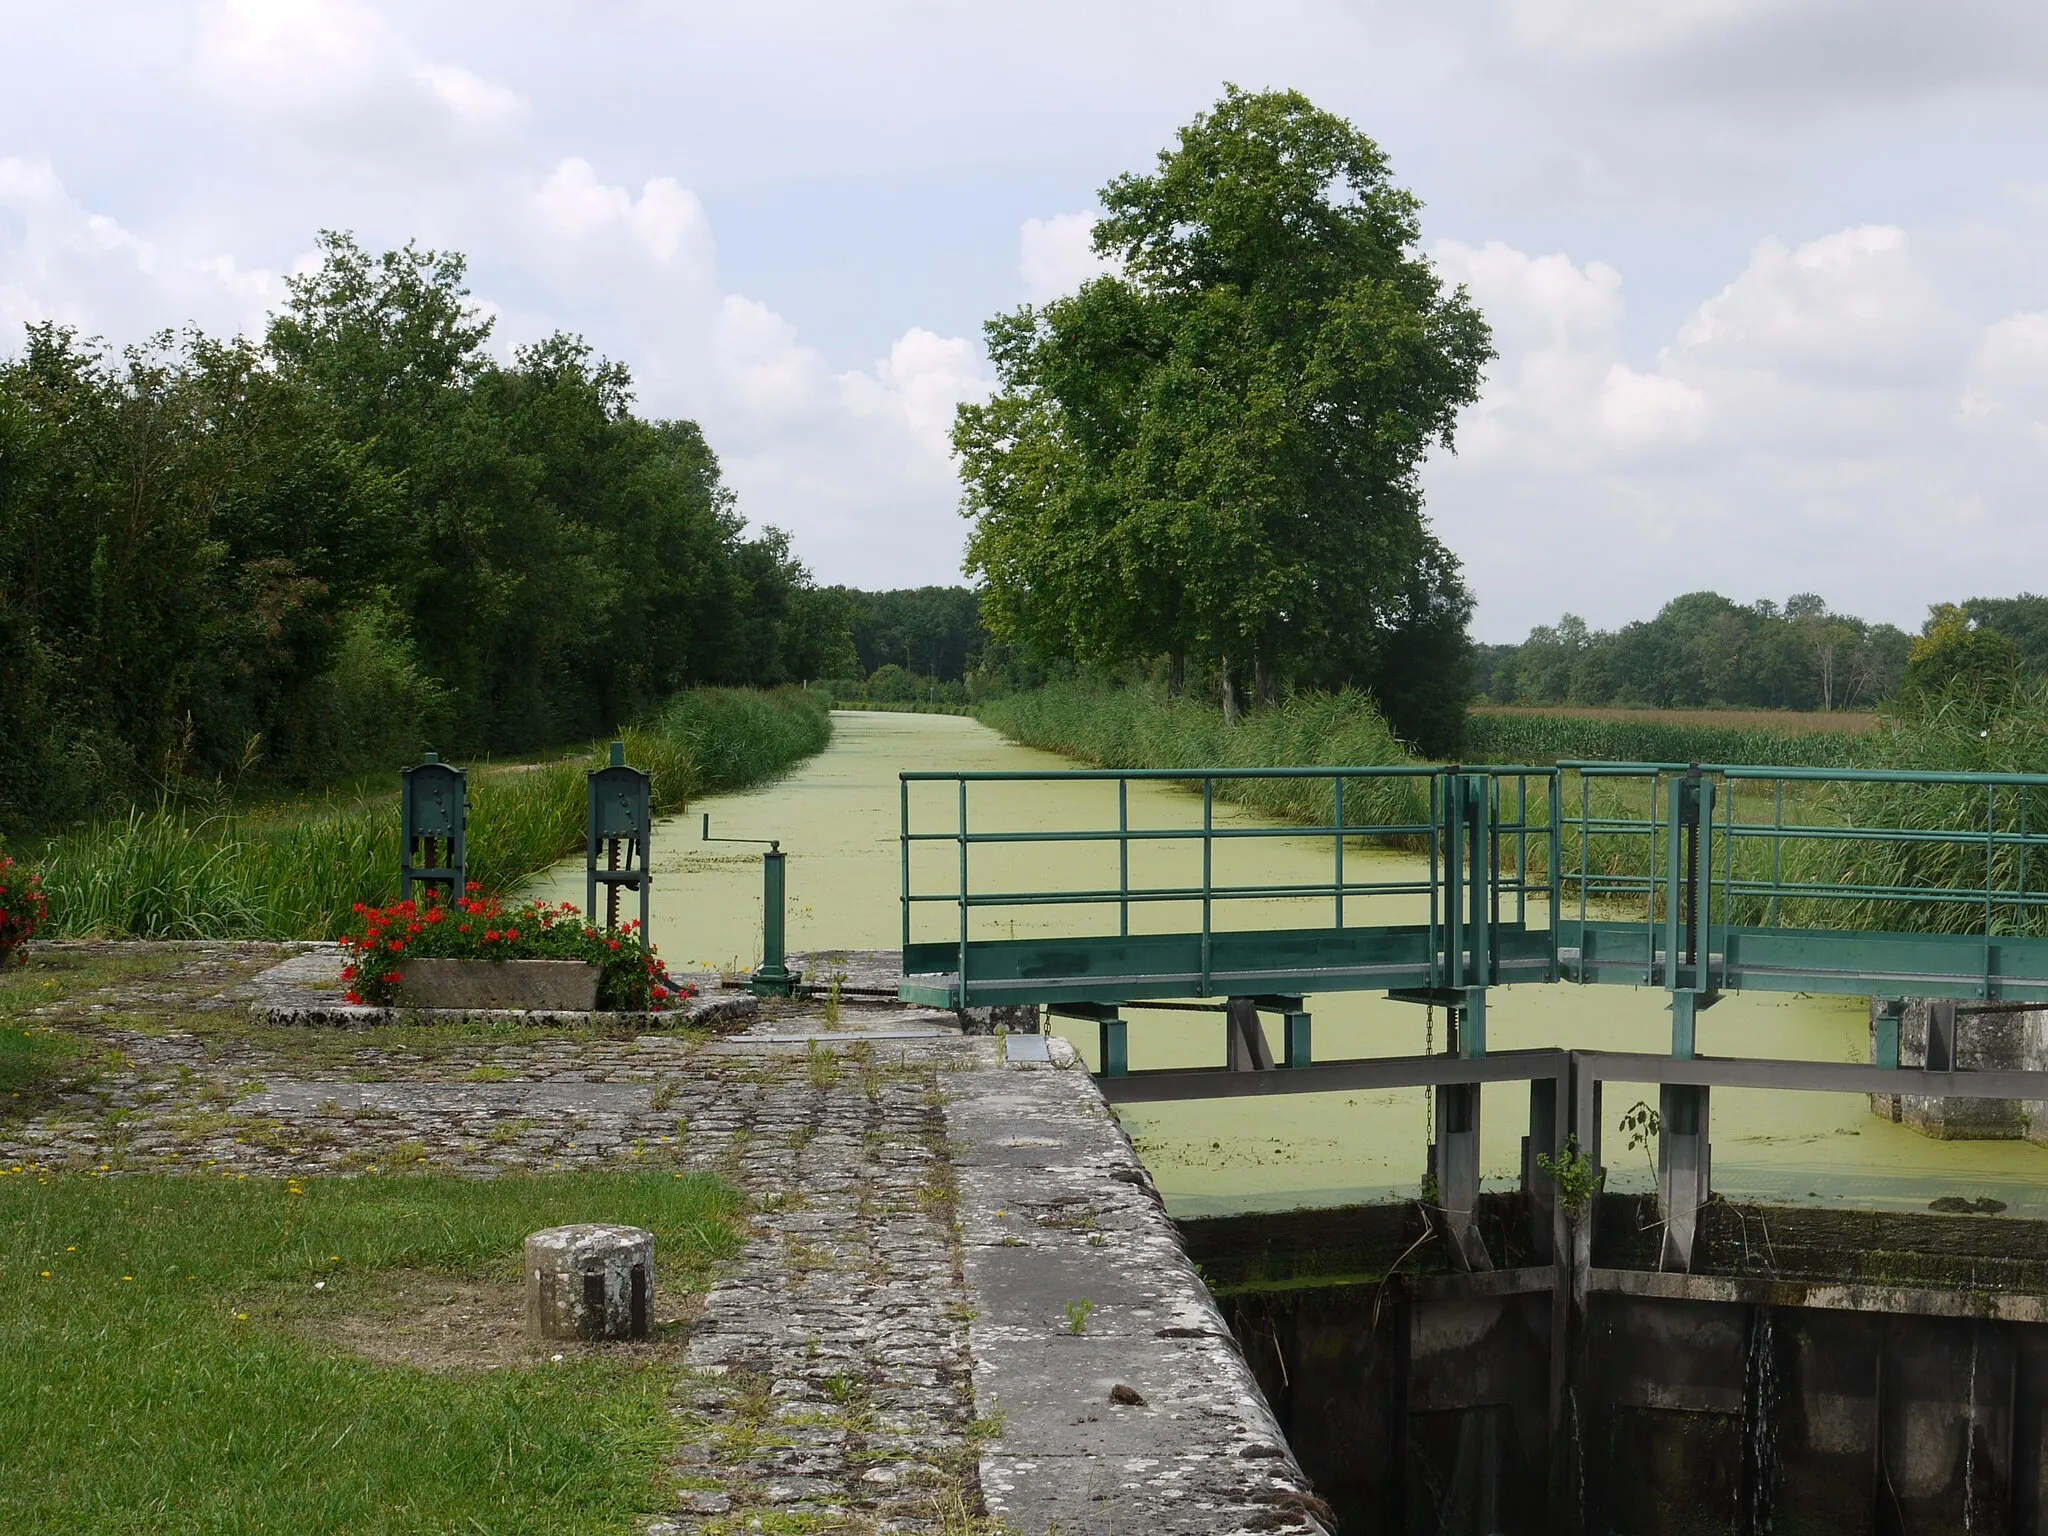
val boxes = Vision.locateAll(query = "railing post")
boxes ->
[1118,777,1130,939]
[1201,777,1213,997]
[1444,773,1464,996]
[1333,774,1346,930]
[957,777,969,1006]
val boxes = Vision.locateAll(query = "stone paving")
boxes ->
[2,941,1327,1534]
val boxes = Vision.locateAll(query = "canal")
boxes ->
[535,709,2048,1220]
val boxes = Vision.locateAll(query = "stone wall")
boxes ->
[1867,998,2041,1140]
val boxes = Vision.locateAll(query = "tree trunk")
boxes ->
[1254,652,1277,711]
[1220,658,1242,726]
[1167,651,1186,700]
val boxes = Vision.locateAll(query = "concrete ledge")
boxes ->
[1411,1264,1557,1302]
[1587,1264,2048,1321]
[946,1036,1331,1536]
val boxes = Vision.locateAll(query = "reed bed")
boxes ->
[31,689,831,941]
[978,682,1433,832]
[984,682,2048,941]
[1466,708,1873,770]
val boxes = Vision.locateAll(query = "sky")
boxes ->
[3,2,2046,643]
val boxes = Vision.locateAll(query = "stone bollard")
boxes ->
[524,1224,654,1341]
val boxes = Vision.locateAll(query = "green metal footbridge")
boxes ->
[898,760,2048,1045]
[895,760,2048,1274]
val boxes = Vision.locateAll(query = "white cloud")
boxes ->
[1424,223,2048,638]
[0,157,279,343]
[191,0,526,153]
[1672,227,1970,386]
[1019,212,1113,304]
[1432,239,1704,468]
[1963,311,2048,445]
[521,159,718,298]
[849,329,992,457]
[498,158,992,581]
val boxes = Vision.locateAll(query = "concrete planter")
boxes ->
[396,957,600,1011]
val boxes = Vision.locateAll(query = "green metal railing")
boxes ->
[899,766,1560,1006]
[1563,762,2048,928]
[1559,761,2048,1003]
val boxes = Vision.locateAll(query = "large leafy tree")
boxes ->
[956,87,1491,747]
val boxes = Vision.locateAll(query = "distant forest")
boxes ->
[829,585,987,682]
[1474,591,2048,712]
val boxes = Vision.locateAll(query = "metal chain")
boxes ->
[1424,1003,1435,1145]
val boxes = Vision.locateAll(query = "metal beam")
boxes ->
[1094,1046,2048,1105]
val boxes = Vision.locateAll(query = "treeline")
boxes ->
[1473,593,1917,712]
[0,234,849,832]
[833,585,987,682]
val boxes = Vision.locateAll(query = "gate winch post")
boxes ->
[586,741,652,949]
[401,751,467,904]
[702,814,798,997]
[1665,764,1717,1060]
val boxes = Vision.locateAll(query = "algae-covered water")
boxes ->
[533,710,2048,1219]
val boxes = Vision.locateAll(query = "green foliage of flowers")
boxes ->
[340,891,689,1011]
[1535,1135,1601,1217]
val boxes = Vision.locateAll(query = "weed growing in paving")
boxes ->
[1064,1298,1096,1335]
[0,1169,743,1534]
[0,1025,90,1109]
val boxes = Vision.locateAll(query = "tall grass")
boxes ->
[979,681,1432,830]
[1780,682,2048,935]
[1466,709,1873,769]
[33,688,831,940]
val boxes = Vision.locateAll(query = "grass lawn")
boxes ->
[0,1170,745,1534]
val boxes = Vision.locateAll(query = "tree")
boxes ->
[1903,604,2022,710]
[956,86,1492,737]
[1963,595,2048,674]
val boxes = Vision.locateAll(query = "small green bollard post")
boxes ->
[702,814,799,998]
[751,843,798,998]
[1098,1015,1128,1077]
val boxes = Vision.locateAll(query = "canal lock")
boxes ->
[1181,1195,2048,1535]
